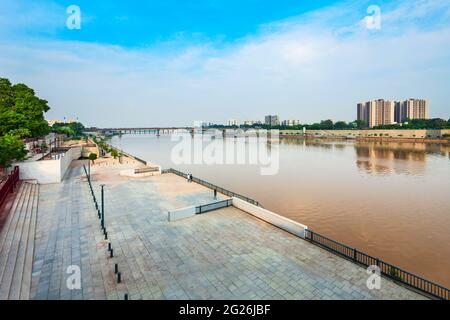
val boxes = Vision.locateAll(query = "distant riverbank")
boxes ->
[279,128,450,144]
[280,134,450,144]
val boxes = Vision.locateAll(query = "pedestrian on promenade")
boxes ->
[214,189,217,199]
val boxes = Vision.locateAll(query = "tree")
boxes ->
[354,120,367,129]
[52,122,85,139]
[0,77,51,170]
[0,78,50,139]
[319,119,334,130]
[0,78,15,111]
[0,134,27,169]
[110,149,119,159]
[334,121,348,129]
[88,153,97,164]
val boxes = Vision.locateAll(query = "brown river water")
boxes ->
[111,134,450,287]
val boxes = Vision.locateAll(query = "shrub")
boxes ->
[88,153,97,163]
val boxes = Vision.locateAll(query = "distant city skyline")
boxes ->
[1,0,450,127]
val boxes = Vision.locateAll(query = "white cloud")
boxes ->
[0,0,449,126]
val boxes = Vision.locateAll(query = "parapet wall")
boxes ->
[16,147,81,184]
[232,197,308,239]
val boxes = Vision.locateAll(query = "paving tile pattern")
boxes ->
[29,167,426,300]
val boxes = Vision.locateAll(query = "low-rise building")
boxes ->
[227,119,239,126]
[282,120,301,127]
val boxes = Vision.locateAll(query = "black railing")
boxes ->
[163,168,262,207]
[305,229,449,300]
[195,199,233,214]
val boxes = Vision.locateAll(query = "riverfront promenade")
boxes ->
[7,158,423,300]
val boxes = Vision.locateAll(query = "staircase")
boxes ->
[0,182,39,300]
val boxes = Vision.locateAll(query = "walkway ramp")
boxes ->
[0,182,39,300]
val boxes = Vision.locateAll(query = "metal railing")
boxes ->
[195,199,233,214]
[162,168,262,207]
[305,229,449,300]
[0,166,20,208]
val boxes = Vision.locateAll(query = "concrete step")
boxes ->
[9,183,38,300]
[20,184,39,300]
[0,183,30,281]
[0,183,28,254]
[0,183,37,300]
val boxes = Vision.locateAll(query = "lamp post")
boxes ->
[101,184,105,230]
[88,159,91,180]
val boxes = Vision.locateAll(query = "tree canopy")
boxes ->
[0,77,51,168]
[373,118,450,130]
[0,134,27,168]
[52,122,85,139]
[0,78,50,138]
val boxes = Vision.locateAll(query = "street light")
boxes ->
[100,184,105,230]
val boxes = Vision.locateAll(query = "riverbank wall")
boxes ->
[280,129,450,144]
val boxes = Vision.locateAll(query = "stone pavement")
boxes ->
[28,162,426,300]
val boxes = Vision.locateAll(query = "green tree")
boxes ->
[0,77,52,169]
[88,153,97,164]
[354,120,366,129]
[0,78,50,139]
[334,121,348,129]
[0,78,15,111]
[110,149,119,159]
[319,119,334,130]
[52,122,85,139]
[0,134,27,168]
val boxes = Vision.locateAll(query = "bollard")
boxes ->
[114,263,118,274]
[117,272,121,283]
[110,249,114,258]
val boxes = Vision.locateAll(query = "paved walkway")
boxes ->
[28,162,425,300]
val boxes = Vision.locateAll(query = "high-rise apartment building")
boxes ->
[358,98,429,128]
[395,99,429,123]
[265,115,280,126]
[357,99,394,128]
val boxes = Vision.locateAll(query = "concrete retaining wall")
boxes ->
[232,197,308,238]
[280,129,450,139]
[16,147,81,184]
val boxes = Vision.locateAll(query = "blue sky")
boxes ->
[1,0,449,126]
[3,0,345,45]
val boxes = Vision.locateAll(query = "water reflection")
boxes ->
[279,138,450,176]
[353,142,450,176]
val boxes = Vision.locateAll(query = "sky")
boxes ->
[0,0,449,127]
